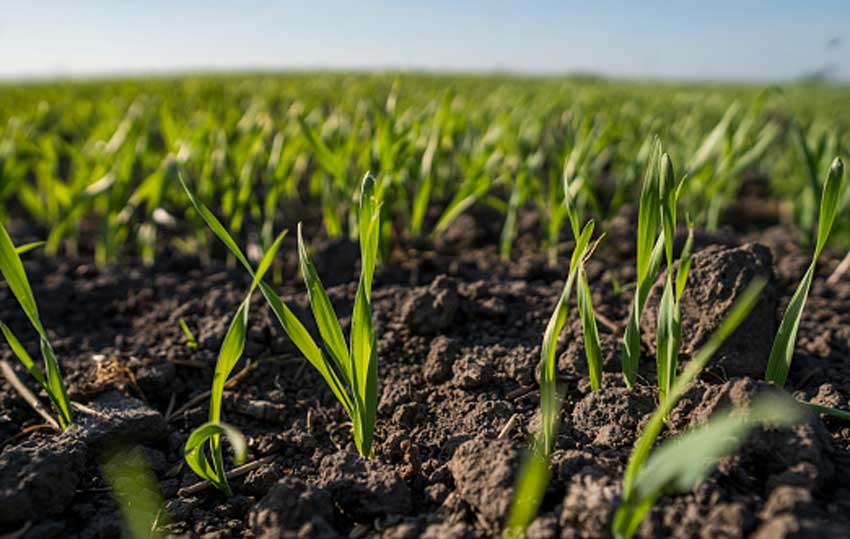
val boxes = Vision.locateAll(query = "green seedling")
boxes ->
[502,383,565,539]
[765,157,845,386]
[539,220,595,452]
[295,172,381,456]
[615,279,766,538]
[622,139,665,388]
[562,162,604,392]
[179,318,198,349]
[181,172,382,458]
[613,393,802,539]
[655,154,694,402]
[0,222,73,428]
[182,224,286,495]
[102,446,169,539]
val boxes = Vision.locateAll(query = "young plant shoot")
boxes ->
[0,222,73,428]
[563,162,604,392]
[614,279,766,538]
[539,221,594,453]
[622,139,665,387]
[181,172,382,458]
[613,392,802,539]
[765,157,846,386]
[655,153,694,402]
[183,226,286,495]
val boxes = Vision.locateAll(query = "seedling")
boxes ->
[562,165,604,393]
[615,279,766,538]
[297,172,381,456]
[538,221,594,452]
[655,154,694,402]
[0,222,73,428]
[765,157,845,386]
[621,139,665,388]
[181,172,382,458]
[613,393,802,539]
[182,223,286,495]
[179,318,198,349]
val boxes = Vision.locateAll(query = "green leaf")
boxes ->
[297,223,352,385]
[659,153,676,268]
[675,227,694,301]
[179,318,198,349]
[576,267,602,391]
[102,447,168,539]
[179,172,252,273]
[766,157,845,386]
[655,276,680,403]
[621,235,665,387]
[815,157,845,258]
[14,241,45,255]
[539,221,594,450]
[0,223,72,428]
[503,446,551,538]
[804,401,850,421]
[358,172,381,296]
[184,421,247,496]
[0,222,45,336]
[636,140,661,281]
[209,300,249,424]
[620,279,765,502]
[259,282,353,415]
[613,393,802,539]
[40,338,73,428]
[764,263,814,386]
[0,321,48,390]
[349,173,382,456]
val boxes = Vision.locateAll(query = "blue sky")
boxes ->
[1,1,848,81]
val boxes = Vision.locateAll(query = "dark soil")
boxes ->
[2,206,850,538]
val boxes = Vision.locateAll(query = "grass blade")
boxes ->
[576,267,603,391]
[184,421,247,496]
[613,393,802,538]
[539,221,594,450]
[765,157,845,386]
[297,223,352,385]
[0,222,45,335]
[620,278,765,502]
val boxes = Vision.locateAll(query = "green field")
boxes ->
[1,74,847,264]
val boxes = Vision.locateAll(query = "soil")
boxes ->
[2,205,850,539]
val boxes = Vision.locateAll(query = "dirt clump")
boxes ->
[642,242,777,378]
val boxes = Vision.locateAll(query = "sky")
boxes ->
[1,1,848,81]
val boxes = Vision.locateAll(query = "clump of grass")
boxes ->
[765,157,845,386]
[613,279,766,538]
[182,223,287,495]
[181,172,382,458]
[0,222,73,428]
